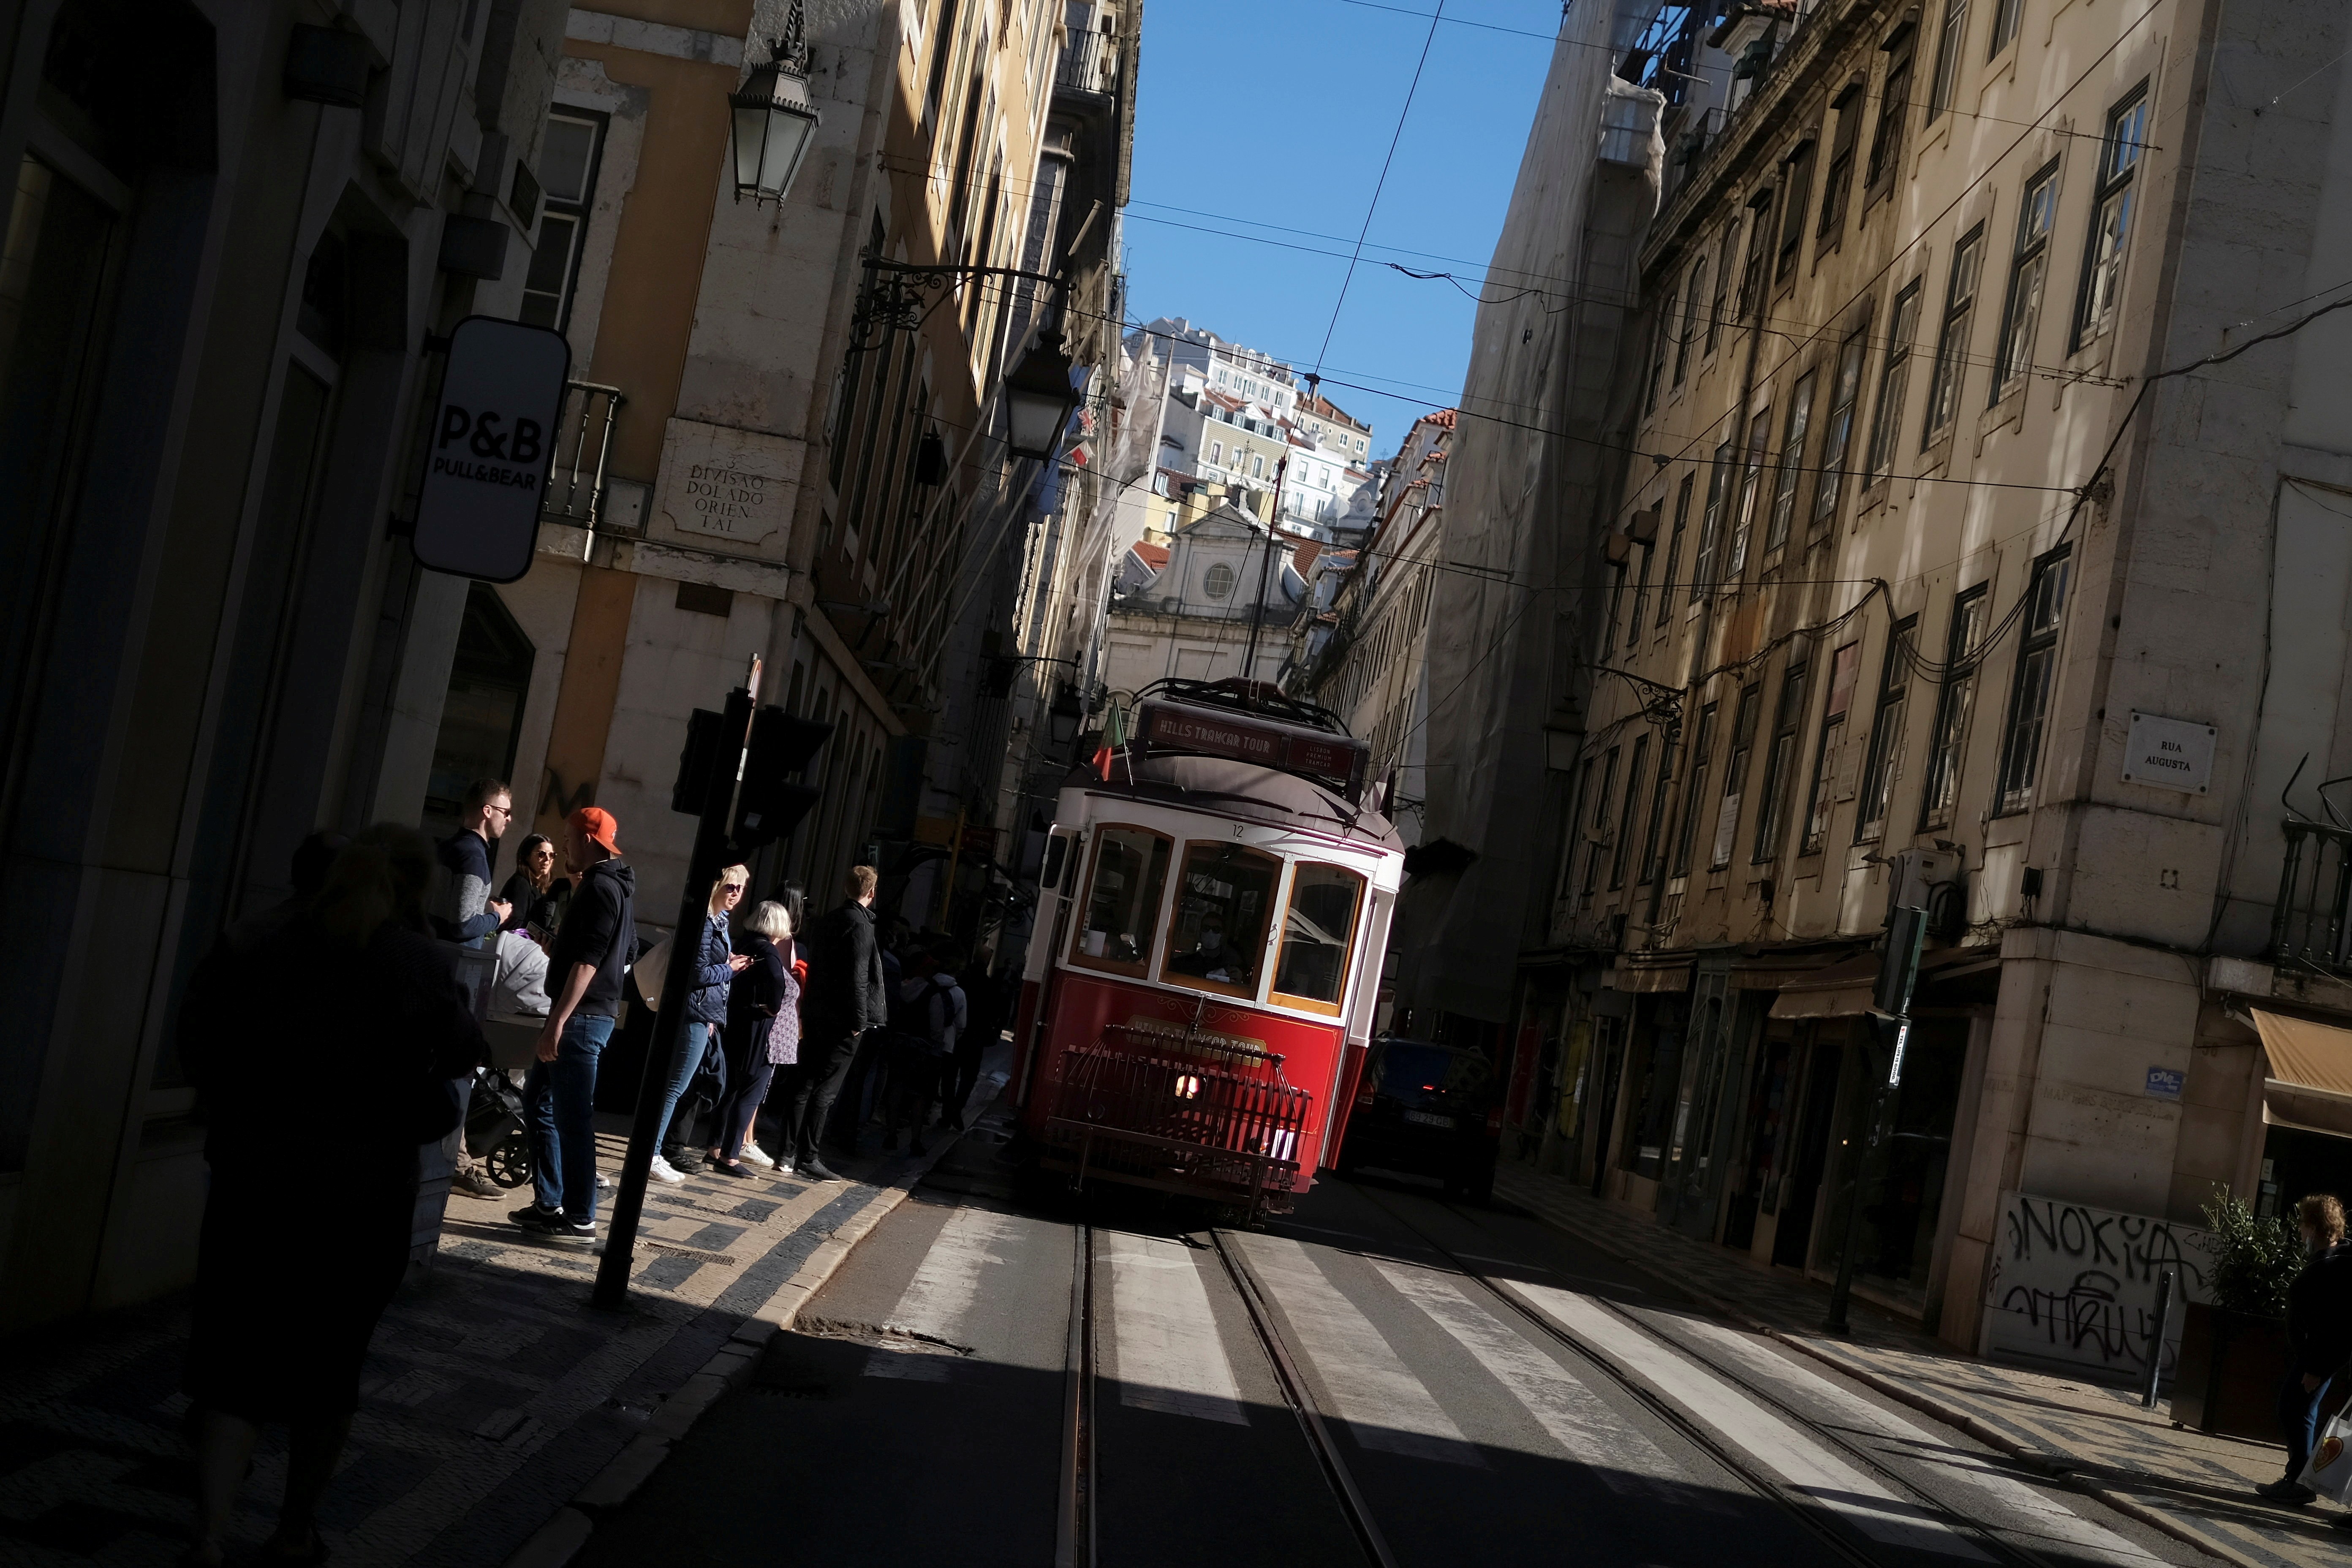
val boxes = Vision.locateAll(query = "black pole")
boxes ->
[1240,456,1289,682]
[2142,1267,2176,1409]
[1824,901,1925,1334]
[1822,1019,1891,1334]
[593,681,755,1310]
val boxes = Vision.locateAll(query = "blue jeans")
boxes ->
[654,1017,717,1155]
[526,1012,615,1222]
[2281,1370,2335,1481]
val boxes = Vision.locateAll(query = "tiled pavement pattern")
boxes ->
[1498,1162,2347,1568]
[0,1089,1005,1568]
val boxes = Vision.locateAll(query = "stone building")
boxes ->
[0,0,576,1327]
[1433,0,2352,1361]
[1291,408,1453,839]
[1099,499,1307,694]
[486,0,1133,941]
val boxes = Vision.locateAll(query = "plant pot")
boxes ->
[2172,1301,2290,1440]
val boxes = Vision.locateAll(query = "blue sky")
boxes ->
[1121,0,1565,455]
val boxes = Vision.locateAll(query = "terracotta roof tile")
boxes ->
[1132,541,1169,568]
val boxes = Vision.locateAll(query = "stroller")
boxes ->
[464,1067,534,1189]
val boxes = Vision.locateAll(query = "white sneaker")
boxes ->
[739,1145,775,1169]
[648,1154,686,1184]
[596,1171,613,1188]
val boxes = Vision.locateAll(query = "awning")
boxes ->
[1768,953,1882,1019]
[2251,1008,2352,1139]
[1729,946,1868,991]
[1611,953,1692,993]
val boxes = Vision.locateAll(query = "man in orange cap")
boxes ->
[513,806,636,1240]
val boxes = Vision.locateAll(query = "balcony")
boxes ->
[1054,27,1120,102]
[2273,818,2352,973]
[540,380,630,533]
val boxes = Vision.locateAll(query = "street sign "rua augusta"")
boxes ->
[413,315,571,582]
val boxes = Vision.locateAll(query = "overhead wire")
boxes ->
[1311,0,1447,378]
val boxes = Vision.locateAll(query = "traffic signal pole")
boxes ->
[1822,902,1926,1335]
[593,678,756,1310]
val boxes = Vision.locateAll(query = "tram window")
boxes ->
[1041,834,1069,892]
[1159,842,1282,999]
[1270,862,1365,1015]
[1069,826,1170,976]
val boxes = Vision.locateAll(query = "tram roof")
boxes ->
[1063,753,1404,853]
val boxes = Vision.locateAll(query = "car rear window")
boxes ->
[1377,1045,1489,1106]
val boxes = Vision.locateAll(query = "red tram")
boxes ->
[1010,680,1406,1217]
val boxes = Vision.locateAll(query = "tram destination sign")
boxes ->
[1136,700,1369,802]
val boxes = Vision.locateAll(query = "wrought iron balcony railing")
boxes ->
[541,380,627,532]
[2273,818,2352,972]
[1055,27,1119,96]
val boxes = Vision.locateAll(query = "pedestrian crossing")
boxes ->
[1100,1231,1249,1424]
[852,1204,2162,1567]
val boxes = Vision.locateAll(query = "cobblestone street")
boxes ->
[0,1087,1003,1568]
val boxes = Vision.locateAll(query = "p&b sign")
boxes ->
[413,316,571,582]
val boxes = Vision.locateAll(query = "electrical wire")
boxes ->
[1312,0,1446,380]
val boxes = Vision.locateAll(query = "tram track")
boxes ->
[1054,1218,1400,1568]
[1345,1183,2086,1568]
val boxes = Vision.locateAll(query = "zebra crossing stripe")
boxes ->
[1101,1231,1250,1424]
[1235,1234,1487,1467]
[1373,1259,1735,1512]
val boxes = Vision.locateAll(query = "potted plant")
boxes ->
[2172,1189,2303,1437]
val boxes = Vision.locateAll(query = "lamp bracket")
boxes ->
[847,252,1069,355]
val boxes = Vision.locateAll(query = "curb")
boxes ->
[498,1133,967,1568]
[1506,1190,2260,1568]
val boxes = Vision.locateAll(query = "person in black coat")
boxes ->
[709,900,800,1176]
[2259,1192,2352,1502]
[775,865,885,1181]
[179,825,485,1565]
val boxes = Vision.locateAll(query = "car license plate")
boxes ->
[1403,1110,1455,1129]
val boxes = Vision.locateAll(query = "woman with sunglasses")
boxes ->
[648,865,753,1183]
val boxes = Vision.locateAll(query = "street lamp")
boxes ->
[1047,685,1083,750]
[1003,329,1082,459]
[730,4,820,205]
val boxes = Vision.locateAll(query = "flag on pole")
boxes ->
[1092,701,1127,780]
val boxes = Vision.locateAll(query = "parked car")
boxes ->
[1336,1035,1500,1203]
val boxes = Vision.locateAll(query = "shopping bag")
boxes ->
[2301,1412,2352,1502]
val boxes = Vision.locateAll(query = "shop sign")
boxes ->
[2121,712,2216,794]
[413,315,572,582]
[2145,1066,2185,1100]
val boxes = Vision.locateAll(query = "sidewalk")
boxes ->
[0,1072,1007,1568]
[1498,1162,2341,1568]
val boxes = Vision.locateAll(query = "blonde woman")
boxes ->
[647,864,753,1183]
[709,899,801,1176]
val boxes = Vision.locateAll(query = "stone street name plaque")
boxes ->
[653,419,801,551]
[2120,711,2216,794]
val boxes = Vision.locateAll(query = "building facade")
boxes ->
[484,0,1133,952]
[1438,0,2352,1361]
[1292,408,1452,838]
[1099,498,1307,693]
[0,0,576,1327]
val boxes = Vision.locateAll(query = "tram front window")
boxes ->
[1071,826,1171,976]
[1160,842,1281,998]
[1271,862,1364,1014]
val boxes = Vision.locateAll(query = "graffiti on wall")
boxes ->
[1983,1191,2217,1378]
